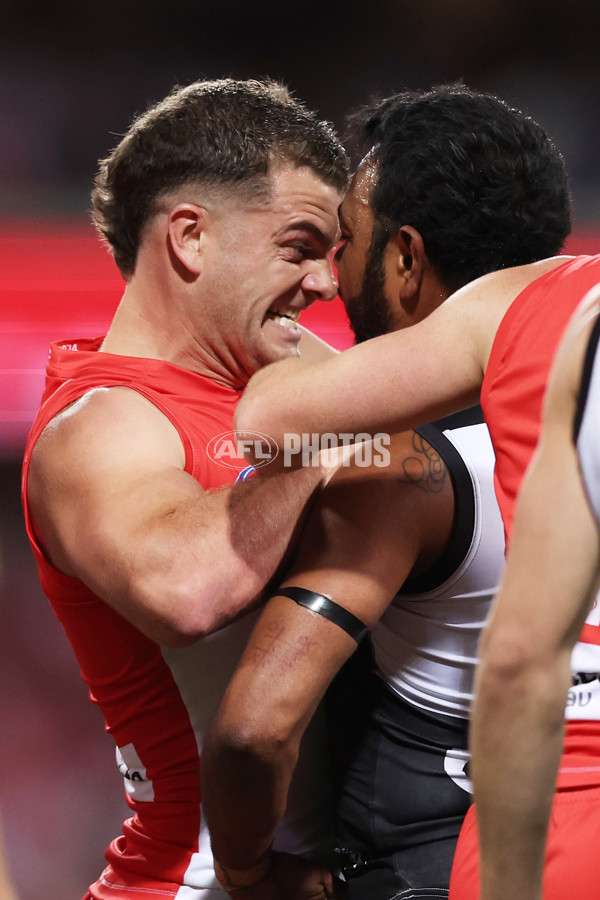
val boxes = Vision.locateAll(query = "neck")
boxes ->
[101,284,248,390]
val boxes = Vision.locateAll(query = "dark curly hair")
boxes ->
[92,78,349,278]
[347,84,572,293]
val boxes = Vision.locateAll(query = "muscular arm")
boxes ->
[471,289,600,900]
[237,305,480,442]
[236,271,509,443]
[235,261,564,445]
[202,431,455,886]
[26,386,332,646]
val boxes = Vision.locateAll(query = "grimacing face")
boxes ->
[192,162,343,380]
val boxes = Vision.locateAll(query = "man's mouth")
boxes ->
[266,308,301,329]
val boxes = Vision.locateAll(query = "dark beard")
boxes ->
[343,222,394,343]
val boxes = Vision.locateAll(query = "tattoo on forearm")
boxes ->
[401,433,447,493]
[240,620,320,673]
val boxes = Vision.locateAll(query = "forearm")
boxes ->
[93,461,329,646]
[471,654,571,900]
[202,595,359,876]
[203,723,299,869]
[235,311,481,445]
[202,603,338,869]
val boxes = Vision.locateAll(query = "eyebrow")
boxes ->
[280,220,333,247]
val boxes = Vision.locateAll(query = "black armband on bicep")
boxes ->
[275,586,369,643]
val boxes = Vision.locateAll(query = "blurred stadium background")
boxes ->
[2,2,600,896]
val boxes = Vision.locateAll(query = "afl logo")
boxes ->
[206,430,279,469]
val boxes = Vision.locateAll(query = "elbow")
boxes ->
[130,569,245,647]
[479,629,535,682]
[473,627,571,761]
[477,626,540,694]
[211,715,296,768]
[212,688,301,764]
[132,591,212,648]
[476,624,569,708]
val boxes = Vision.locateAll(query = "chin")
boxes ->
[253,345,296,373]
[273,347,300,366]
[273,335,301,358]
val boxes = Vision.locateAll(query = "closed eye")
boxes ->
[282,241,322,264]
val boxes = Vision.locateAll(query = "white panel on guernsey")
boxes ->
[116,743,155,802]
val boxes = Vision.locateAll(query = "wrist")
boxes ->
[213,851,272,892]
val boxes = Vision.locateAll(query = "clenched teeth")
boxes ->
[268,309,300,326]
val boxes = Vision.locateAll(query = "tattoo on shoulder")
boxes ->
[239,620,320,674]
[400,433,447,493]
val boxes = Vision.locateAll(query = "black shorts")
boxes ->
[326,641,471,899]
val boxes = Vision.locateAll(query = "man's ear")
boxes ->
[389,225,426,299]
[167,203,207,278]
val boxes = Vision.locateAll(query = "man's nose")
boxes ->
[302,258,338,303]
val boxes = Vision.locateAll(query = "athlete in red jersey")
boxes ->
[453,285,600,900]
[233,89,600,900]
[23,338,337,899]
[448,265,600,900]
[22,80,349,900]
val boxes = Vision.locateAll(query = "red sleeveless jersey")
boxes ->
[482,256,600,787]
[22,338,332,898]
